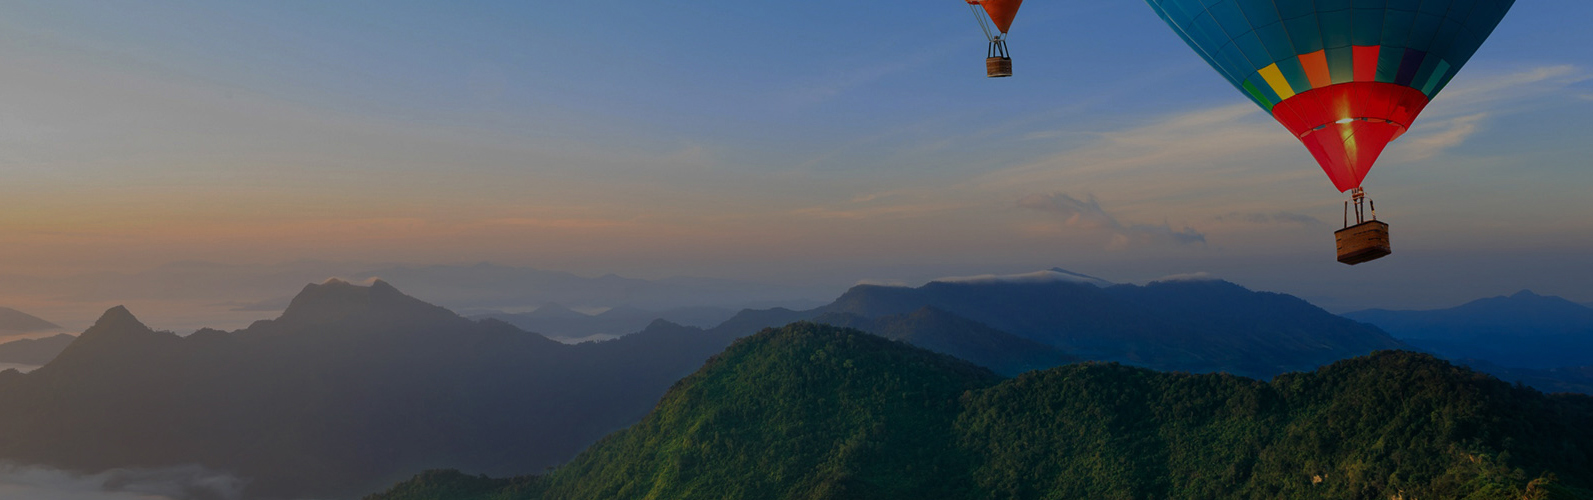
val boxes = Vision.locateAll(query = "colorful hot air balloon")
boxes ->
[966,0,1024,77]
[1145,0,1514,264]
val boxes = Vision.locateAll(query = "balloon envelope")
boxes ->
[974,0,1024,34]
[1146,0,1514,192]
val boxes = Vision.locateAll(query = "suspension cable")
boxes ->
[967,3,996,42]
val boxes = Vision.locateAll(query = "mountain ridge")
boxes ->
[723,276,1404,378]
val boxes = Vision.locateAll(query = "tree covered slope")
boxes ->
[371,323,1593,500]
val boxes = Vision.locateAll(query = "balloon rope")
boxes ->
[968,3,996,43]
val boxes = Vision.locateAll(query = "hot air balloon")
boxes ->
[966,0,1024,77]
[1145,0,1514,264]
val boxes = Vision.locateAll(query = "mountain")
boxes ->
[478,305,737,342]
[0,307,60,333]
[716,274,1403,378]
[0,279,741,500]
[1345,290,1593,369]
[811,307,1075,376]
[0,333,76,365]
[369,323,1593,500]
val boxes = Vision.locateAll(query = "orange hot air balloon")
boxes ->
[965,0,1024,77]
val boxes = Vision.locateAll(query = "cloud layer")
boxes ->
[0,463,245,500]
[1018,193,1206,249]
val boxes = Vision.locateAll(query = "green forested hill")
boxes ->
[369,323,1593,500]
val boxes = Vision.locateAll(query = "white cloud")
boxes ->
[1150,271,1219,283]
[931,269,1113,286]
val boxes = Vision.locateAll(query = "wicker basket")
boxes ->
[986,57,1012,78]
[1334,220,1391,265]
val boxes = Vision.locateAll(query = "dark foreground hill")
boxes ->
[371,323,1593,500]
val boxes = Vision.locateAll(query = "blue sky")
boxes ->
[1,0,1591,327]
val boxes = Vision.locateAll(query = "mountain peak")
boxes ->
[1509,289,1541,299]
[39,306,176,374]
[276,278,455,328]
[91,305,148,333]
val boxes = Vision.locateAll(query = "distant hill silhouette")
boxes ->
[0,279,738,500]
[371,324,1593,500]
[712,274,1403,378]
[0,307,60,333]
[1345,290,1593,369]
[0,333,76,365]
[477,304,736,342]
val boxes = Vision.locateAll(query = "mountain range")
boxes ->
[1345,290,1593,370]
[0,279,739,499]
[0,261,833,333]
[6,272,1565,499]
[370,323,1593,500]
[714,274,1402,379]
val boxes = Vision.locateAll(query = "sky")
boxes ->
[2,0,1592,331]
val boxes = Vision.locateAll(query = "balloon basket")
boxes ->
[1335,221,1390,265]
[986,57,1013,77]
[1335,187,1390,265]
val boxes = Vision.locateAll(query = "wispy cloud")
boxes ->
[1434,65,1587,110]
[1393,113,1488,161]
[786,45,947,105]
[1215,211,1323,226]
[1017,193,1206,249]
[974,103,1303,197]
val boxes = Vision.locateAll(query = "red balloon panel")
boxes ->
[1270,82,1431,192]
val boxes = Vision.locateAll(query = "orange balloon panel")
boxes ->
[971,0,1023,34]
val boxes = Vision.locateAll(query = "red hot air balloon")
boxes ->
[966,0,1024,77]
[1145,0,1515,264]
